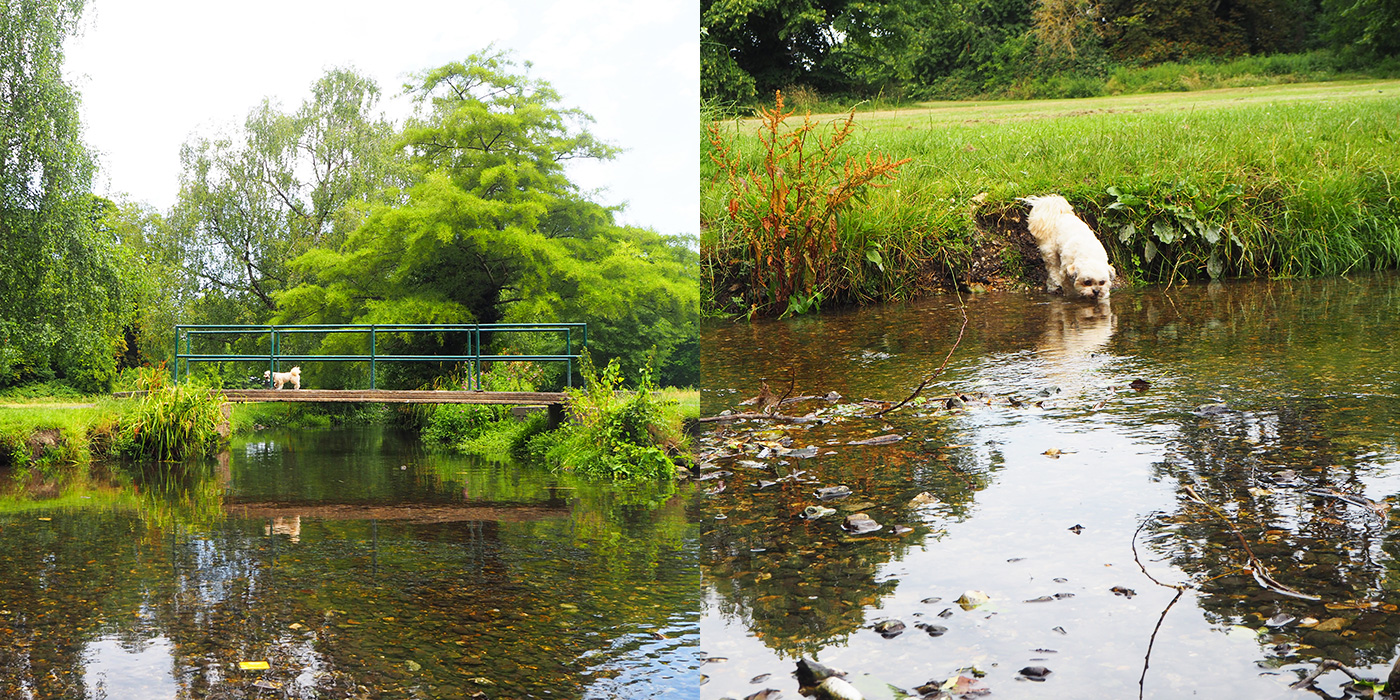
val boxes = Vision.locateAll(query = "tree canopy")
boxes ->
[0,0,132,391]
[273,52,697,387]
[701,0,1391,102]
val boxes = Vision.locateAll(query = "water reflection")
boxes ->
[0,426,699,699]
[700,273,1400,699]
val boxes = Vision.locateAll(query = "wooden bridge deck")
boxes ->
[219,389,567,405]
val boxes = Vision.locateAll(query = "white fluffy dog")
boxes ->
[1022,195,1116,301]
[264,366,301,390]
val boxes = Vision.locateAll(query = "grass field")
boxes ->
[702,80,1400,314]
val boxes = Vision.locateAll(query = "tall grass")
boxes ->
[702,82,1400,303]
[113,366,227,463]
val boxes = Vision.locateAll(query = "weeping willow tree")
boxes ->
[0,0,131,391]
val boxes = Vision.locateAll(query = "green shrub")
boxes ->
[113,367,226,462]
[526,355,676,480]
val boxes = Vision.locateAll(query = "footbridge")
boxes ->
[169,323,585,421]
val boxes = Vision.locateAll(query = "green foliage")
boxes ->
[169,67,402,319]
[275,51,698,386]
[1099,182,1250,284]
[527,355,677,481]
[704,92,912,316]
[1324,0,1400,64]
[113,368,226,462]
[0,0,132,392]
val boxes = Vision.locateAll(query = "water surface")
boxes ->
[0,426,699,699]
[699,273,1400,699]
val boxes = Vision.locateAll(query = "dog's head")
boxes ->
[263,370,271,379]
[1065,261,1116,301]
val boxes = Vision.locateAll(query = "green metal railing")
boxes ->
[173,323,586,389]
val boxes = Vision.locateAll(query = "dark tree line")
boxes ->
[702,0,1399,102]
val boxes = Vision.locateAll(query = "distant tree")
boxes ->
[1096,0,1320,61]
[701,0,858,97]
[170,67,402,319]
[0,0,133,391]
[1323,0,1400,62]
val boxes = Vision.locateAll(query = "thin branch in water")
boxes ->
[874,295,969,419]
[1138,587,1185,700]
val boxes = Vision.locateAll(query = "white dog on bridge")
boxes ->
[1022,195,1116,301]
[264,366,301,390]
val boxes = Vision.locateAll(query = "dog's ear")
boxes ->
[1108,265,1118,284]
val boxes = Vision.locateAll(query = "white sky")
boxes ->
[64,0,699,238]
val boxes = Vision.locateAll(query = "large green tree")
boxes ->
[276,51,698,387]
[0,0,131,390]
[170,67,402,320]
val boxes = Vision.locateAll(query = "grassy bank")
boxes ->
[701,80,1400,314]
[422,355,700,480]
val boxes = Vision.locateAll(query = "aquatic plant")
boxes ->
[705,90,912,317]
[113,366,226,462]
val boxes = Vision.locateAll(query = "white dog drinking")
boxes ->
[1022,195,1116,301]
[264,366,301,390]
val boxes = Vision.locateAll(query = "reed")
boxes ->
[706,90,912,317]
[113,366,226,463]
[701,81,1400,306]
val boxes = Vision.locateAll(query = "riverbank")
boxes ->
[1,384,701,480]
[701,80,1400,315]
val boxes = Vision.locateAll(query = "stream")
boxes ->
[699,272,1400,699]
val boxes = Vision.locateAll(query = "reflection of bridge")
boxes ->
[225,501,571,524]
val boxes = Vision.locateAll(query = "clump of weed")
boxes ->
[526,355,679,480]
[113,366,226,462]
[705,90,912,317]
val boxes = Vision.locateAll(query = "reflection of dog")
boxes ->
[264,367,301,390]
[1038,299,1116,397]
[1022,195,1116,301]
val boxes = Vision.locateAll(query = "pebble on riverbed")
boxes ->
[842,513,882,534]
[796,657,847,687]
[815,676,864,700]
[873,619,905,638]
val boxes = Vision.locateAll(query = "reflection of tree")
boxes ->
[0,446,698,698]
[699,418,991,657]
[1146,397,1400,668]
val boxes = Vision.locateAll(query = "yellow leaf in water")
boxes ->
[238,661,270,671]
[37,517,51,522]
[1324,600,1377,610]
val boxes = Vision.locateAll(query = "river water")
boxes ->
[699,273,1400,699]
[0,427,699,699]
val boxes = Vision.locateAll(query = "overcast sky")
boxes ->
[64,0,699,238]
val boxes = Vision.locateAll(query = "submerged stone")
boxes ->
[815,676,864,700]
[815,485,853,500]
[1019,666,1052,680]
[842,513,882,534]
[957,590,991,609]
[795,658,845,687]
[873,619,905,637]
